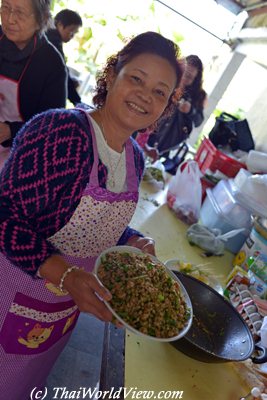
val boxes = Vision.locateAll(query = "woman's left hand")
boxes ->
[144,145,159,163]
[178,99,191,114]
[0,122,11,144]
[126,235,156,256]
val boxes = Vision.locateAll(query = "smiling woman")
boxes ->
[0,30,183,399]
[0,0,67,163]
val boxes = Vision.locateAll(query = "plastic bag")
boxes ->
[167,160,202,225]
[187,223,245,255]
[143,159,165,190]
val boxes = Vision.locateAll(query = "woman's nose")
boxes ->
[7,11,17,23]
[138,87,152,103]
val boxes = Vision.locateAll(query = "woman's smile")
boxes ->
[126,101,148,115]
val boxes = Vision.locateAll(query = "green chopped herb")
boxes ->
[158,294,165,302]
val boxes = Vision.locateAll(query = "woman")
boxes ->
[147,54,207,173]
[46,9,83,106]
[0,0,67,166]
[0,31,183,398]
[177,54,207,128]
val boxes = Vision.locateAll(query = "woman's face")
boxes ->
[0,0,39,49]
[105,53,177,133]
[181,65,198,87]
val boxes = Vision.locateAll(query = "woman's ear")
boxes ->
[106,66,116,90]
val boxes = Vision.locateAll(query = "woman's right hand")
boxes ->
[178,99,191,114]
[63,268,113,322]
[38,255,113,322]
[144,145,159,163]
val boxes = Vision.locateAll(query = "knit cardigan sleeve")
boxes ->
[0,109,91,276]
[0,108,145,276]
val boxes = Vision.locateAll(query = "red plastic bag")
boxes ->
[167,160,202,225]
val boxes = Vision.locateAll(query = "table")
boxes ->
[100,179,250,400]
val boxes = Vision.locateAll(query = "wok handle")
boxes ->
[251,343,267,364]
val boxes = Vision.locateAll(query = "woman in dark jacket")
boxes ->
[147,54,207,174]
[0,0,67,154]
[46,9,83,106]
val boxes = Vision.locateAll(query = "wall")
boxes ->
[247,84,267,152]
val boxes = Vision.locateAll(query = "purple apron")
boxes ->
[0,114,139,399]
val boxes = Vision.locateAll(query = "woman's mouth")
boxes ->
[126,101,148,115]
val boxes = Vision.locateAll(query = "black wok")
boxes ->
[171,271,267,363]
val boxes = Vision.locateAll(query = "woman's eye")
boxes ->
[155,89,166,97]
[131,75,142,83]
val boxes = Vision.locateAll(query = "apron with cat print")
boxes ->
[0,114,139,400]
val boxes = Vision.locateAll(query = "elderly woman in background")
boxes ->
[0,30,183,398]
[0,0,67,167]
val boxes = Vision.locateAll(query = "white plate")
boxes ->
[165,259,224,296]
[94,246,193,342]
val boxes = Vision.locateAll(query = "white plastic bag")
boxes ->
[143,159,165,190]
[167,160,202,225]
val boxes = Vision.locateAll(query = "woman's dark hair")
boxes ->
[54,9,83,28]
[92,31,183,121]
[184,54,206,108]
[31,0,52,33]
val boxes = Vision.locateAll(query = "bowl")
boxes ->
[94,246,193,342]
[165,258,223,295]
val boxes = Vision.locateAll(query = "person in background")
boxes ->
[0,31,183,398]
[134,127,159,162]
[177,54,207,129]
[147,54,207,173]
[46,9,83,106]
[0,0,67,165]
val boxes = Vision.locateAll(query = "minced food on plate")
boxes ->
[97,252,190,338]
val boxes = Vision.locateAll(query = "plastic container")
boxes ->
[231,174,267,219]
[194,138,247,178]
[246,149,267,173]
[200,175,216,202]
[200,189,251,253]
[211,180,252,228]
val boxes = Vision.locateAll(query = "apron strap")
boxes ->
[77,109,100,186]
[125,139,139,192]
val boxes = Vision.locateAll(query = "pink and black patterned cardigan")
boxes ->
[0,108,144,276]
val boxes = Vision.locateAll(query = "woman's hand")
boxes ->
[0,122,11,144]
[126,235,156,256]
[144,144,159,163]
[38,255,113,322]
[178,99,191,114]
[63,268,113,322]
